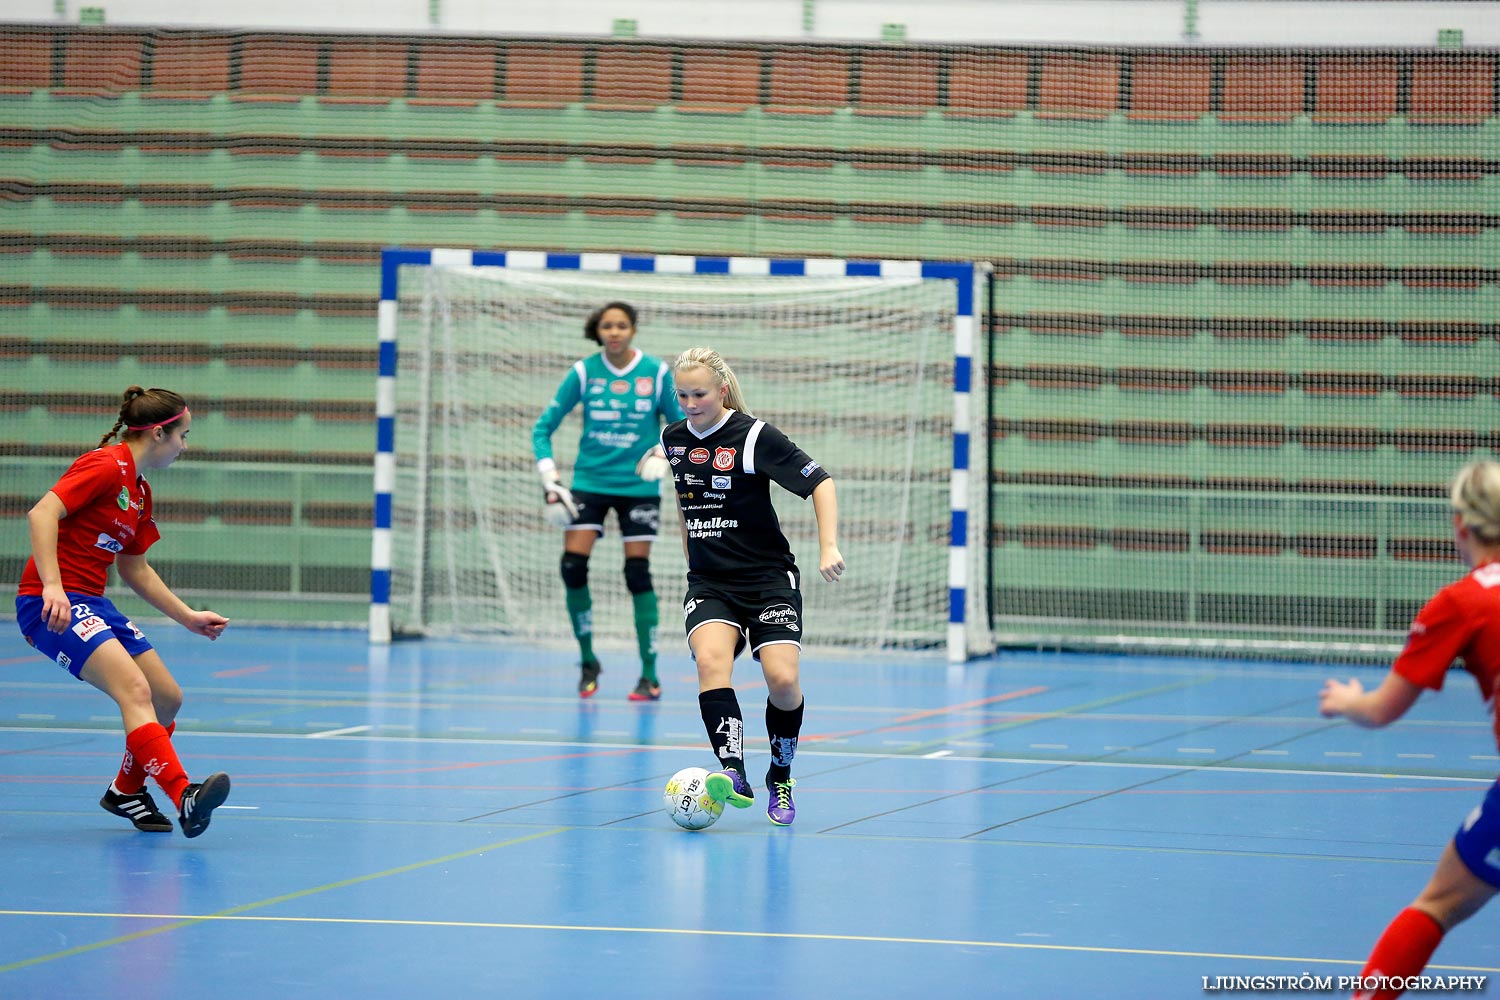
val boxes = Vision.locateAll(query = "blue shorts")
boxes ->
[1453,779,1500,888]
[15,594,153,679]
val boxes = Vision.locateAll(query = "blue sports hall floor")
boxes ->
[2,627,1498,999]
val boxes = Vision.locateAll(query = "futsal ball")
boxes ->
[663,766,723,831]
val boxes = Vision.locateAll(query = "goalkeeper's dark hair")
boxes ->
[584,301,638,344]
[1450,460,1500,546]
[673,347,750,416]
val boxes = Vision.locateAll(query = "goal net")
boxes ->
[375,253,990,660]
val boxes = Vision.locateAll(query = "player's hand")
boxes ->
[819,544,845,583]
[1318,677,1364,718]
[185,609,230,641]
[635,448,670,482]
[540,469,578,528]
[40,584,73,633]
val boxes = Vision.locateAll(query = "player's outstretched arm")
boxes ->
[1318,670,1422,728]
[811,479,844,583]
[116,553,229,640]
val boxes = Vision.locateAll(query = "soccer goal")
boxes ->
[370,249,991,663]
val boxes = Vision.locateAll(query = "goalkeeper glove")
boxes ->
[540,468,578,528]
[635,447,670,482]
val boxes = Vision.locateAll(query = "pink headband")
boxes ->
[127,407,190,432]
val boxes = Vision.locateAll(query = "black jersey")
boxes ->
[661,409,831,588]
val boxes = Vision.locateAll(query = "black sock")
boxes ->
[765,698,804,786]
[698,687,745,776]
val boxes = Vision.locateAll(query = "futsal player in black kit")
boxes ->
[661,347,844,826]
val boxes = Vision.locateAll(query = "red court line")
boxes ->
[211,665,272,679]
[804,686,1049,743]
[238,745,658,780]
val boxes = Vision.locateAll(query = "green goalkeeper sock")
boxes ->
[632,590,658,684]
[565,585,595,664]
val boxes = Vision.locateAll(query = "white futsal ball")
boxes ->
[664,766,723,831]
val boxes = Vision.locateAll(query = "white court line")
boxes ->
[18,714,55,720]
[923,750,954,759]
[218,805,260,810]
[1177,747,1215,754]
[307,725,372,739]
[1251,749,1289,755]
[1324,751,1363,757]
[1399,753,1436,759]
[1030,743,1067,750]
[5,725,1493,784]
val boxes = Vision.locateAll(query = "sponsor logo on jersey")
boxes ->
[670,457,680,465]
[635,376,655,396]
[759,604,800,630]
[683,598,699,617]
[73,615,109,642]
[592,409,622,421]
[628,506,660,530]
[588,379,606,395]
[711,476,731,489]
[713,447,736,471]
[800,460,821,478]
[668,446,685,456]
[610,379,631,395]
[688,448,710,464]
[56,652,71,670]
[634,399,652,412]
[684,517,738,531]
[684,473,705,485]
[702,492,726,500]
[126,619,144,640]
[117,487,131,511]
[95,533,125,553]
[589,429,641,449]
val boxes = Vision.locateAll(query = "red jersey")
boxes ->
[18,443,161,598]
[1392,560,1500,749]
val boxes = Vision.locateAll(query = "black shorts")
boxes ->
[569,490,660,540]
[682,572,802,662]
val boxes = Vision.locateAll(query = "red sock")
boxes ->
[123,722,190,807]
[113,720,175,795]
[1355,907,1445,999]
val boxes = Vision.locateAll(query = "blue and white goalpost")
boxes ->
[371,249,988,663]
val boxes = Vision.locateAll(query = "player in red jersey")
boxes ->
[1319,459,1500,999]
[15,386,231,838]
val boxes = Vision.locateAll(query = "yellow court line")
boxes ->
[904,676,1216,754]
[0,826,568,975]
[1,910,1497,973]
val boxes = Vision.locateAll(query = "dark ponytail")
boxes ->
[99,385,188,449]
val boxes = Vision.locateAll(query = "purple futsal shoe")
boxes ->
[705,768,754,809]
[767,777,797,826]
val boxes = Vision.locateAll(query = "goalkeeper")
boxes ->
[532,302,684,701]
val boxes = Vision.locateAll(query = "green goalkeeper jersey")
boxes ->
[533,349,685,498]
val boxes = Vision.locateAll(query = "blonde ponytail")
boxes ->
[673,347,750,416]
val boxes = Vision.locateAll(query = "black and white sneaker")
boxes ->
[178,772,231,839]
[100,787,173,832]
